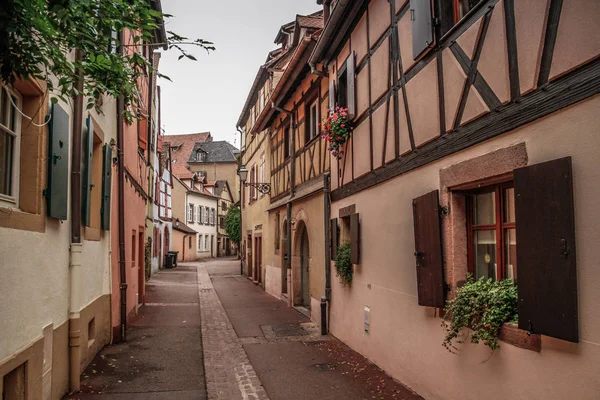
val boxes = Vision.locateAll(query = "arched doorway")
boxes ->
[300,228,310,308]
[293,220,310,309]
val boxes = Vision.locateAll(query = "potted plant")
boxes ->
[334,243,353,286]
[442,276,518,353]
[321,106,352,159]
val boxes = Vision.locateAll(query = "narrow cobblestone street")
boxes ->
[66,258,422,400]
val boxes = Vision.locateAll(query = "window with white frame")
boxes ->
[205,234,209,250]
[0,84,21,205]
[188,203,194,223]
[196,205,201,223]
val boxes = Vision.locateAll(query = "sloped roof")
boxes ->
[173,222,196,234]
[297,14,324,29]
[188,141,239,163]
[167,132,213,178]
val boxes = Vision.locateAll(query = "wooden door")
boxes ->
[301,230,310,308]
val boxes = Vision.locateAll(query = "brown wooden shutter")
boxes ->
[330,218,338,261]
[350,213,360,264]
[346,53,356,119]
[138,117,148,150]
[412,190,444,308]
[514,157,578,342]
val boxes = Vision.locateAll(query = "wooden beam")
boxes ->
[503,0,521,100]
[331,57,600,202]
[538,0,563,86]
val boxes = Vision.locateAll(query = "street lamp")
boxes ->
[238,164,271,195]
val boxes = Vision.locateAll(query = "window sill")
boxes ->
[0,207,45,233]
[499,323,541,352]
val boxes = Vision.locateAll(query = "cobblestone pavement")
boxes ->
[196,262,270,400]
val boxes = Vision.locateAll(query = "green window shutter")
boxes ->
[46,104,70,220]
[101,144,112,230]
[82,116,94,227]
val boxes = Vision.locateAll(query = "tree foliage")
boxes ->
[442,276,518,353]
[0,0,214,120]
[225,205,241,244]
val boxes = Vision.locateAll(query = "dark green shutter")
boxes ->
[101,144,112,230]
[82,116,94,227]
[46,104,70,220]
[330,218,338,261]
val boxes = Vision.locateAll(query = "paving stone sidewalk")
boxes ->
[196,264,269,400]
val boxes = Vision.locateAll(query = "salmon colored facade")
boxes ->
[309,0,600,399]
[110,27,164,340]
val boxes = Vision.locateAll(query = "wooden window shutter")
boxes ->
[330,218,338,261]
[82,116,94,227]
[409,0,434,60]
[412,190,444,308]
[46,104,70,220]
[199,206,203,225]
[514,157,578,342]
[350,213,360,264]
[329,78,336,111]
[101,144,112,230]
[138,117,148,150]
[346,53,356,119]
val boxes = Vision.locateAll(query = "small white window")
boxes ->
[188,203,194,223]
[0,83,21,207]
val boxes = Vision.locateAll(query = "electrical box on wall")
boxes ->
[364,306,370,333]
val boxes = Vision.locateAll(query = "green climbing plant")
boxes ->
[334,243,353,286]
[145,238,152,281]
[442,276,518,353]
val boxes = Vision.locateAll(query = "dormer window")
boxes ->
[196,149,206,162]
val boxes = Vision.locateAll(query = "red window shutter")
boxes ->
[330,218,338,261]
[350,213,360,264]
[138,117,148,150]
[514,157,578,342]
[157,133,163,152]
[412,190,445,308]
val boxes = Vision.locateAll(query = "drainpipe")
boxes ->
[322,172,331,334]
[68,48,84,393]
[236,126,244,275]
[286,202,292,284]
[117,31,128,342]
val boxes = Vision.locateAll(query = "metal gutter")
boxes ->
[309,0,352,65]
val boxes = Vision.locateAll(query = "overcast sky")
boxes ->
[158,0,320,148]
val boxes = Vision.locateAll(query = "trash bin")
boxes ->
[164,253,174,269]
[167,251,179,268]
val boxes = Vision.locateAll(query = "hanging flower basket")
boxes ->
[320,106,352,160]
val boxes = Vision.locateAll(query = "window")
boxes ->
[3,362,26,400]
[249,165,256,201]
[453,0,482,24]
[189,236,192,248]
[188,203,194,223]
[198,235,202,250]
[466,183,516,281]
[205,234,209,250]
[199,206,204,225]
[0,83,21,205]
[337,68,348,109]
[196,205,201,223]
[305,98,319,144]
[196,149,205,162]
[222,201,228,211]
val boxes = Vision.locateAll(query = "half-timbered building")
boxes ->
[310,0,600,399]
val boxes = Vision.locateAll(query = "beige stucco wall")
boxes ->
[241,130,271,284]
[328,95,600,400]
[189,162,239,202]
[0,91,114,399]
